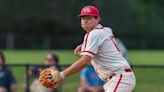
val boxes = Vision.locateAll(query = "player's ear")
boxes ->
[96,17,101,23]
[98,17,101,21]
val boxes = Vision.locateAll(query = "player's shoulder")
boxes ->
[89,29,100,37]
[89,24,113,37]
[103,25,113,32]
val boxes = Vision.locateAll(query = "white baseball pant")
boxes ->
[103,70,136,92]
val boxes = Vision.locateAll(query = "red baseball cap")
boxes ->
[78,5,100,17]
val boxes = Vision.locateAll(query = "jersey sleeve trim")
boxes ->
[82,50,96,55]
[80,50,95,58]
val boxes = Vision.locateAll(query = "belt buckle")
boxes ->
[125,68,132,72]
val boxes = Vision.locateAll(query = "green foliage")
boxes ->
[0,0,164,49]
[0,0,164,34]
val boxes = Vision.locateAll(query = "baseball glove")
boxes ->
[39,67,61,89]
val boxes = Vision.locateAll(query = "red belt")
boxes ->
[108,68,133,79]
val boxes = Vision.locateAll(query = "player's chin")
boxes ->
[82,27,90,32]
[82,26,87,30]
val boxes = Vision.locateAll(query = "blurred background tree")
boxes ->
[0,0,164,49]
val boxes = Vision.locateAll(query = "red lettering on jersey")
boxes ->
[110,35,120,52]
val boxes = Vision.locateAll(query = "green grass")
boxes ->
[2,50,164,92]
[133,68,164,92]
[129,50,164,65]
[3,50,78,64]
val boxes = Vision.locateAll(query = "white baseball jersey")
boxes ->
[80,24,131,81]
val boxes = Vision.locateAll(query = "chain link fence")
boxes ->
[7,64,164,92]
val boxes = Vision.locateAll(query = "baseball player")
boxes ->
[39,5,136,92]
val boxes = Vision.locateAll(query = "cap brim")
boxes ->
[77,14,98,18]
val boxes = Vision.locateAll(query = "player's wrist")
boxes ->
[60,71,65,79]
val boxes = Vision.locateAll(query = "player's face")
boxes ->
[81,16,100,32]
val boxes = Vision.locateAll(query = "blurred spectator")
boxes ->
[0,51,17,92]
[28,52,61,92]
[0,87,7,92]
[77,65,105,92]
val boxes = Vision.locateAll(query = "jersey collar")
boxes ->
[94,24,103,29]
